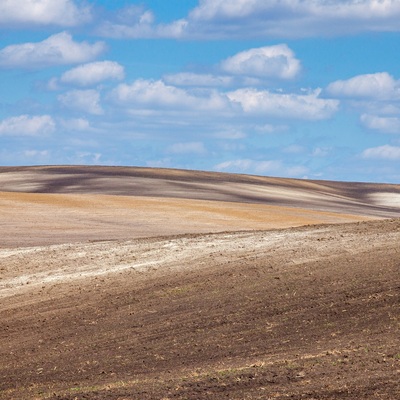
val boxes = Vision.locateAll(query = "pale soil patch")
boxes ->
[369,192,400,207]
[1,221,397,301]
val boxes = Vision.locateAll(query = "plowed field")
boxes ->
[1,166,399,399]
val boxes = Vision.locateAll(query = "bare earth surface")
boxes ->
[0,166,399,399]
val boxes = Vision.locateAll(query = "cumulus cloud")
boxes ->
[0,115,55,136]
[97,4,187,39]
[112,79,228,112]
[113,80,193,108]
[215,159,280,173]
[220,45,301,79]
[112,79,338,121]
[103,19,187,39]
[362,145,400,160]
[164,45,300,87]
[327,72,400,99]
[185,0,400,39]
[361,114,400,134]
[164,73,233,87]
[0,0,91,27]
[0,32,106,69]
[60,61,125,86]
[227,88,339,120]
[96,5,154,38]
[58,89,103,115]
[98,0,400,39]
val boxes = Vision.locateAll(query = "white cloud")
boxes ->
[96,5,154,38]
[102,19,188,39]
[361,114,400,134]
[327,72,400,99]
[164,73,233,87]
[58,89,103,115]
[0,115,55,136]
[227,88,339,120]
[0,0,91,27]
[100,0,400,40]
[60,61,125,86]
[115,5,155,25]
[113,79,189,107]
[163,45,301,87]
[362,145,400,160]
[112,79,228,111]
[97,4,187,39]
[220,45,301,79]
[185,0,400,39]
[0,32,106,69]
[112,79,338,122]
[167,142,207,155]
[215,159,280,174]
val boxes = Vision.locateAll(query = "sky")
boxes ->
[0,0,400,183]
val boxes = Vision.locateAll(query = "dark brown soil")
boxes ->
[1,219,399,399]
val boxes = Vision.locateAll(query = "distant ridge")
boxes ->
[1,165,399,218]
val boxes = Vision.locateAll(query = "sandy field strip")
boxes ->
[0,191,373,248]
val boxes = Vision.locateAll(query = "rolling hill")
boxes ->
[1,166,399,399]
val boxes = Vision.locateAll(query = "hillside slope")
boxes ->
[1,219,399,399]
[0,166,399,247]
[1,165,400,216]
[0,166,399,399]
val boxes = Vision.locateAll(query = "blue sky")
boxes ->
[1,1,400,183]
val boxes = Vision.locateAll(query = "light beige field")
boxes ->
[0,191,374,248]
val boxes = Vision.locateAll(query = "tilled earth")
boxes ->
[1,219,400,399]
